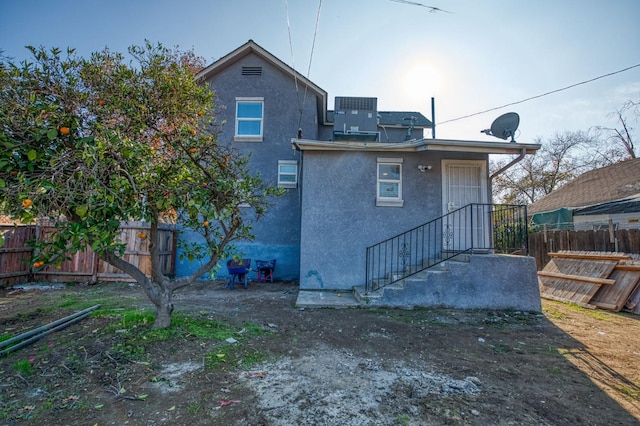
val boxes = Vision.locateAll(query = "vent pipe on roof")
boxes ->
[431,97,436,139]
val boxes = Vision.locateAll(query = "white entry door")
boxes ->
[441,160,488,251]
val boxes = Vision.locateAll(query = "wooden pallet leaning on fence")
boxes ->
[538,251,640,314]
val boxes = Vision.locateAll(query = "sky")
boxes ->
[1,0,639,144]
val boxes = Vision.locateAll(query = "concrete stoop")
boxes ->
[352,261,459,307]
[353,254,542,312]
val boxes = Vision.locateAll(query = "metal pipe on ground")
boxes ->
[0,304,100,356]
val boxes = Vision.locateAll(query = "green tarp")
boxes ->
[530,208,574,231]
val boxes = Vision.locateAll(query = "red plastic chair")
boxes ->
[255,259,276,283]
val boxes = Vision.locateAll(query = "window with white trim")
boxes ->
[278,160,298,188]
[235,97,264,141]
[377,158,404,207]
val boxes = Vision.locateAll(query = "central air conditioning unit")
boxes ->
[333,96,380,142]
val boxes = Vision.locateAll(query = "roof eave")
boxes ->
[292,137,541,154]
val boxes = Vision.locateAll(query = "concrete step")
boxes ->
[354,254,541,311]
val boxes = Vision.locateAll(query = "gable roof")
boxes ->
[528,158,640,214]
[197,39,329,125]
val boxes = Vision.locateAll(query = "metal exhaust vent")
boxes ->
[242,66,262,76]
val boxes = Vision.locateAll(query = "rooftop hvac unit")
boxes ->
[334,97,379,141]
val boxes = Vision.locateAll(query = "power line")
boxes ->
[283,0,299,95]
[305,0,322,80]
[300,0,323,128]
[388,0,452,13]
[437,63,640,126]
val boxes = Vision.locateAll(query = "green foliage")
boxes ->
[13,358,34,375]
[396,414,411,426]
[0,43,282,327]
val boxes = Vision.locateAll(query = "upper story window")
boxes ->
[235,97,263,142]
[278,160,298,188]
[377,158,404,207]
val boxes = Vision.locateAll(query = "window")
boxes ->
[235,97,263,141]
[377,158,403,207]
[278,160,298,188]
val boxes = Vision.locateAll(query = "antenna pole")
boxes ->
[431,97,436,139]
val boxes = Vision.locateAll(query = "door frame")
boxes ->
[441,159,489,251]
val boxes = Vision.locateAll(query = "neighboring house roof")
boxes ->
[326,110,432,128]
[197,39,329,125]
[292,137,540,155]
[528,158,640,214]
[574,194,640,216]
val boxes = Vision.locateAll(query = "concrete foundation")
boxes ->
[352,254,541,312]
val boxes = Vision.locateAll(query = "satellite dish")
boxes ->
[481,112,520,142]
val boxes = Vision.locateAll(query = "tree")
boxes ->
[491,130,600,204]
[595,100,638,160]
[0,43,281,328]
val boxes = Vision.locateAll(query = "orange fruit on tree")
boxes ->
[203,221,209,227]
[59,127,70,135]
[189,147,197,153]
[33,261,45,268]
[98,99,106,106]
[22,199,32,208]
[137,232,147,239]
[190,129,197,136]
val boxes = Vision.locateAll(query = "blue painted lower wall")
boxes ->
[175,235,300,282]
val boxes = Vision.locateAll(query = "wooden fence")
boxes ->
[0,222,176,287]
[529,228,640,270]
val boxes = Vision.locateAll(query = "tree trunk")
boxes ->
[152,289,174,329]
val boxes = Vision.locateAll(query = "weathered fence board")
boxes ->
[0,222,175,286]
[529,229,640,270]
[0,226,36,285]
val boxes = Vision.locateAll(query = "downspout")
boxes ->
[489,147,527,200]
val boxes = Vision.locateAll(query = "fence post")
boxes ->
[91,252,99,284]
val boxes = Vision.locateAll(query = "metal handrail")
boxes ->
[365,204,528,294]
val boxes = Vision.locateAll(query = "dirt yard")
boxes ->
[1,280,639,425]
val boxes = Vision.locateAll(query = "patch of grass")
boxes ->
[205,345,268,370]
[618,386,640,398]
[239,348,269,368]
[206,345,232,368]
[13,358,34,375]
[543,306,569,320]
[97,308,271,363]
[187,402,202,414]
[547,345,558,353]
[563,303,610,321]
[548,366,562,375]
[396,414,410,426]
[490,344,510,354]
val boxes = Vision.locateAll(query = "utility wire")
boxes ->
[284,0,299,95]
[438,63,640,126]
[306,0,322,80]
[299,0,323,128]
[389,0,452,13]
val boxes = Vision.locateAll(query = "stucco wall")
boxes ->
[299,149,486,290]
[176,54,317,280]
